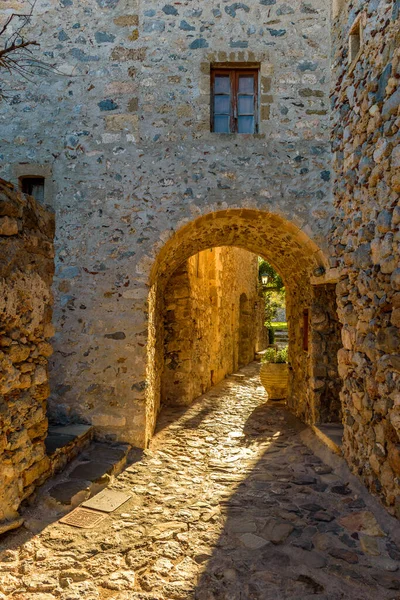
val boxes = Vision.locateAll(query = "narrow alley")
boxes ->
[1,363,400,600]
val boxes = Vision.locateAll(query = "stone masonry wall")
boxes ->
[310,283,343,424]
[0,179,55,534]
[162,247,264,406]
[0,0,333,446]
[148,209,332,443]
[331,0,400,515]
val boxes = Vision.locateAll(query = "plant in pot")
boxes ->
[260,345,289,400]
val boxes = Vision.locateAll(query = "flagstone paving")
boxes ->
[1,363,400,600]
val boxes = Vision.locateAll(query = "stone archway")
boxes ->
[145,208,338,443]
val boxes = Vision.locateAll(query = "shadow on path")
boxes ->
[1,363,400,600]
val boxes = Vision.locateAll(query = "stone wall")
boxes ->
[310,284,342,424]
[162,247,265,406]
[0,179,55,533]
[0,0,333,446]
[149,210,338,439]
[331,0,400,515]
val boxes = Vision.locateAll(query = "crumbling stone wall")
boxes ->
[331,0,400,515]
[162,247,264,406]
[0,179,54,533]
[0,0,333,446]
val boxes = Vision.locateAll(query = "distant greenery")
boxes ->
[258,259,286,337]
[270,322,288,330]
[262,345,289,364]
[258,259,284,290]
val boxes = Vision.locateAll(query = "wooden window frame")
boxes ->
[211,66,259,134]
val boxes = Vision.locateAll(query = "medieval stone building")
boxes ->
[0,0,399,528]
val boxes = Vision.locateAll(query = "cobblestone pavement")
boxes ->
[2,363,400,600]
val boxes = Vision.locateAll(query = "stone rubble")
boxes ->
[1,363,400,600]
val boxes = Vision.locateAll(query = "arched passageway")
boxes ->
[146,209,342,442]
[160,246,265,407]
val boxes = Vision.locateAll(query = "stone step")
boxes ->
[45,424,94,475]
[28,441,136,523]
[312,423,344,455]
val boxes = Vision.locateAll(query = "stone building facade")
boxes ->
[0,0,334,447]
[162,247,265,406]
[331,0,400,515]
[0,180,55,533]
[0,0,399,517]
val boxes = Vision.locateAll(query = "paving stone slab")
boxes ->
[3,363,400,600]
[69,461,113,482]
[83,444,128,464]
[48,480,91,505]
[45,434,76,454]
[82,489,131,513]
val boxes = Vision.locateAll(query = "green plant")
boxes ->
[262,348,277,363]
[258,259,284,290]
[268,327,275,344]
[276,346,288,363]
[262,345,288,364]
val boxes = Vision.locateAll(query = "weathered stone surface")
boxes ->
[48,480,91,505]
[162,248,266,406]
[69,461,113,482]
[0,180,54,532]
[339,511,385,537]
[0,0,398,526]
[331,0,400,515]
[0,365,399,598]
[0,216,18,236]
[0,0,333,455]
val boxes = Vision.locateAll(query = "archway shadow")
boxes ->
[1,366,399,599]
[149,366,398,600]
[189,408,397,600]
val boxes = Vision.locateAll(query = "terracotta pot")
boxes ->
[260,362,289,400]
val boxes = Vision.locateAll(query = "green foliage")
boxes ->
[268,327,275,344]
[263,290,286,329]
[262,345,289,364]
[262,348,277,363]
[258,259,284,290]
[258,259,286,332]
[276,346,289,363]
[270,322,288,330]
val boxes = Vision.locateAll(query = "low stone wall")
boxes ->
[162,247,265,406]
[331,1,400,515]
[0,179,55,533]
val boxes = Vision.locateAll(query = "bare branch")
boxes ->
[0,0,60,101]
[0,40,39,60]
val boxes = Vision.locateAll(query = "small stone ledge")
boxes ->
[46,424,95,475]
[310,267,340,286]
[311,424,343,456]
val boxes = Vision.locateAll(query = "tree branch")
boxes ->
[0,40,39,60]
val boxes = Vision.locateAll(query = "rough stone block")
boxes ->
[0,216,18,236]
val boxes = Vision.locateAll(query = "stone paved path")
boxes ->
[1,363,400,600]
